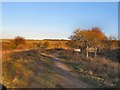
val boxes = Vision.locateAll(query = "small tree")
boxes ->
[69,27,107,48]
[13,36,26,48]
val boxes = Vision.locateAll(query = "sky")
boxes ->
[2,2,118,40]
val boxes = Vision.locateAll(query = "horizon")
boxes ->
[0,38,70,40]
[2,2,118,39]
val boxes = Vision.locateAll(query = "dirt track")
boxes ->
[41,53,92,88]
[2,49,92,88]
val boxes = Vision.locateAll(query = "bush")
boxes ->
[13,36,26,47]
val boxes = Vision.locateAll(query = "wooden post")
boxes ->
[95,47,97,57]
[95,51,97,57]
[87,51,88,58]
[86,46,89,58]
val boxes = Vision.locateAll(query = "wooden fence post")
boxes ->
[86,46,88,58]
[87,51,88,58]
[95,51,97,57]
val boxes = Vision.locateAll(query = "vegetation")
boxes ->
[2,49,62,88]
[1,27,120,88]
[68,27,107,48]
[1,39,69,50]
[13,36,26,48]
[49,48,119,87]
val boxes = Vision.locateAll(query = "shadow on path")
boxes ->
[41,53,93,88]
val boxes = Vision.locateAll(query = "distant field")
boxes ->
[1,39,70,50]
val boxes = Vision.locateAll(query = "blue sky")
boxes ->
[2,2,118,39]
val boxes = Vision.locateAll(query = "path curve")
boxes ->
[41,53,92,88]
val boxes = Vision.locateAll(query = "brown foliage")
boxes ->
[13,36,26,46]
[69,27,107,47]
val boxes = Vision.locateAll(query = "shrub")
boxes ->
[13,36,26,47]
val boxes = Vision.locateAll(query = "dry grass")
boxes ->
[1,39,69,50]
[52,49,120,87]
[2,49,61,88]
